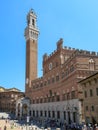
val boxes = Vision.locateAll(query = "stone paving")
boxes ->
[0,119,21,130]
[0,119,46,130]
[0,119,60,130]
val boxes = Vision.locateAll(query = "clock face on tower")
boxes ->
[49,62,52,70]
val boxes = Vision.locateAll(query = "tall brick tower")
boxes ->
[25,9,39,91]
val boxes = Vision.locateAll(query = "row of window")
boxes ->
[0,94,18,98]
[85,105,95,111]
[32,91,76,104]
[32,65,74,89]
[84,88,98,98]
[32,110,60,119]
[0,103,15,107]
[31,110,76,122]
[84,78,97,87]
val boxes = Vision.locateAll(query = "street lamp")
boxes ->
[26,116,29,130]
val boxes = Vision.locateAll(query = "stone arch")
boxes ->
[17,103,21,117]
[22,103,28,116]
[89,58,95,71]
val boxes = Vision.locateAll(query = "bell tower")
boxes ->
[25,9,39,90]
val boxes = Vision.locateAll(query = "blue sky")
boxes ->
[0,0,98,92]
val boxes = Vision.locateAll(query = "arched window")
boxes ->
[89,58,95,70]
[32,19,35,26]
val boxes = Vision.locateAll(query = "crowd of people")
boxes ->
[0,117,98,130]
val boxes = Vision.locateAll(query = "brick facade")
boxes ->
[0,87,24,115]
[24,9,98,124]
[79,72,98,124]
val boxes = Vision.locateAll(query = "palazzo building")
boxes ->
[79,72,98,124]
[16,9,98,124]
[0,86,24,115]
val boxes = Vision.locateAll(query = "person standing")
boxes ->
[4,125,6,130]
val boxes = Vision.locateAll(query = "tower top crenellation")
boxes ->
[27,9,37,21]
[43,38,98,63]
[25,9,39,41]
[29,8,36,15]
[57,38,63,50]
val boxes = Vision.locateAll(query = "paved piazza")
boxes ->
[0,119,21,130]
[0,119,50,130]
[0,119,41,130]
